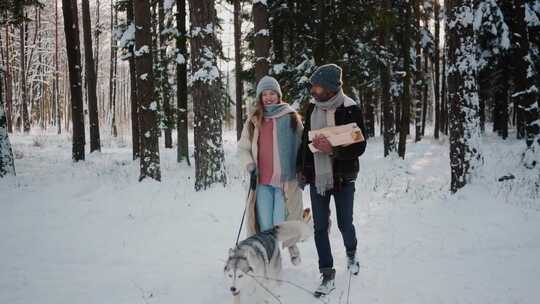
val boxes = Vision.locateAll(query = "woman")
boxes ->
[238,75,304,265]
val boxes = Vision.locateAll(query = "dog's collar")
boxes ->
[229,255,248,261]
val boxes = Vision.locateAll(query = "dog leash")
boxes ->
[346,271,352,304]
[235,170,257,245]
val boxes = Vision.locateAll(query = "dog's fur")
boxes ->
[224,220,312,304]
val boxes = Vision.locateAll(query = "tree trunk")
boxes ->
[398,3,413,159]
[158,0,173,148]
[363,88,375,138]
[109,0,118,137]
[253,0,270,82]
[94,0,100,75]
[234,0,244,141]
[55,0,61,134]
[448,0,482,193]
[37,9,44,130]
[62,0,86,161]
[188,0,227,191]
[176,0,189,164]
[4,25,13,133]
[380,0,395,157]
[134,0,161,181]
[0,33,16,178]
[434,0,441,139]
[514,0,539,167]
[127,0,140,160]
[82,0,101,152]
[414,0,423,142]
[20,20,30,133]
[314,0,327,65]
[421,51,429,136]
[492,61,509,139]
[441,39,448,135]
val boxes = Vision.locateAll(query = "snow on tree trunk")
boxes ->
[125,0,140,160]
[253,0,270,82]
[447,0,482,193]
[414,0,424,143]
[62,0,86,162]
[513,0,540,168]
[363,89,376,138]
[158,0,173,149]
[188,0,227,191]
[134,0,161,181]
[82,0,101,153]
[0,49,15,178]
[176,0,189,164]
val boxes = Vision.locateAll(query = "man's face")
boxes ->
[310,85,335,102]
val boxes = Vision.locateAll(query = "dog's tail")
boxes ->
[275,211,313,248]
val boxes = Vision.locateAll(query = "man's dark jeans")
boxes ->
[310,182,357,273]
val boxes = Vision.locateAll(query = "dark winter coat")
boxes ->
[297,97,367,188]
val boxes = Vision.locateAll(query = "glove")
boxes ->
[246,163,256,173]
[250,170,257,190]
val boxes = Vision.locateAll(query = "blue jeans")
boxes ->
[256,184,286,231]
[310,182,357,272]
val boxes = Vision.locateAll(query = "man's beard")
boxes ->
[311,91,336,102]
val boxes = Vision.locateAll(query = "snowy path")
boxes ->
[1,131,539,304]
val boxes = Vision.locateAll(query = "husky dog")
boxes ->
[224,220,312,304]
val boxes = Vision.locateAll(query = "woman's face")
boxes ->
[261,90,280,106]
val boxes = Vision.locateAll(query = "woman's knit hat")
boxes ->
[256,76,282,101]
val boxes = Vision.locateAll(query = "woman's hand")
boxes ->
[312,135,333,154]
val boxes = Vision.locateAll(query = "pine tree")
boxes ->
[434,0,441,139]
[109,0,118,137]
[82,0,101,152]
[19,15,30,133]
[158,0,173,149]
[54,0,61,134]
[62,0,86,161]
[414,0,424,142]
[4,25,13,134]
[379,0,396,156]
[0,34,15,177]
[188,0,226,190]
[476,0,510,139]
[134,0,161,181]
[398,1,413,159]
[447,0,482,192]
[176,0,189,164]
[515,0,540,167]
[120,0,140,160]
[233,0,244,141]
[253,0,270,82]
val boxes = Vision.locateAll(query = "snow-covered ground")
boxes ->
[1,130,539,304]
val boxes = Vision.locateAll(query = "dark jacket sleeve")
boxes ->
[332,106,367,160]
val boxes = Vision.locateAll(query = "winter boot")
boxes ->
[347,252,360,275]
[314,268,336,297]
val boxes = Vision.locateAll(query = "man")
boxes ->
[297,64,367,297]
